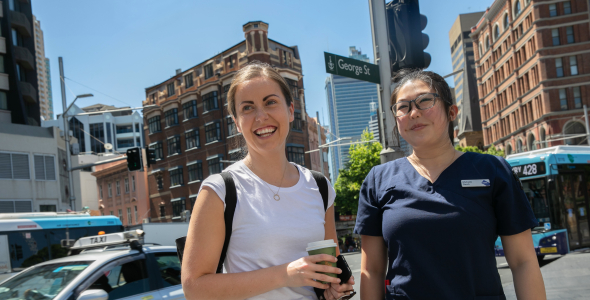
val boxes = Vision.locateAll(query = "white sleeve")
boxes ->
[326,177,336,209]
[199,174,226,209]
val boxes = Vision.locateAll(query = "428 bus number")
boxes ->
[512,162,546,178]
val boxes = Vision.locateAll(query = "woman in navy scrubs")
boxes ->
[354,69,546,299]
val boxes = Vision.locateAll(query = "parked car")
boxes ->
[0,230,184,300]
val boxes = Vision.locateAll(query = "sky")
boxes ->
[33,0,491,125]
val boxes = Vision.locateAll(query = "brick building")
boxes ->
[472,0,590,154]
[142,21,311,222]
[93,155,149,227]
[307,116,330,181]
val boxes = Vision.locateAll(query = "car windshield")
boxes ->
[0,261,93,300]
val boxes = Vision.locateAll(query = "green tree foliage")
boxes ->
[334,130,382,215]
[455,145,505,157]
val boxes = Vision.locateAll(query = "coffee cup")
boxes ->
[306,239,338,283]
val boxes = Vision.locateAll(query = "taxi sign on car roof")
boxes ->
[70,229,145,250]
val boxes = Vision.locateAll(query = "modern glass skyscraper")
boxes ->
[325,47,379,181]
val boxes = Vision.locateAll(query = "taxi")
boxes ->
[0,230,185,300]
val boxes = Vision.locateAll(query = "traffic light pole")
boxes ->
[368,0,406,163]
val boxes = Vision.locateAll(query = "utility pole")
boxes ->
[316,111,324,176]
[368,0,406,163]
[59,57,76,211]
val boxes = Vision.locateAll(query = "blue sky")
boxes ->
[33,0,490,124]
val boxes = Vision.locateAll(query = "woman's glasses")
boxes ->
[390,93,443,117]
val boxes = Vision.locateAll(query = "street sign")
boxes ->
[324,52,380,84]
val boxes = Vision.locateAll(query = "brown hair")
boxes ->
[390,69,455,143]
[227,61,294,119]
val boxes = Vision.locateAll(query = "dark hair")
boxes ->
[390,69,455,143]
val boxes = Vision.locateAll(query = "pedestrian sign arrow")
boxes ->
[324,52,380,84]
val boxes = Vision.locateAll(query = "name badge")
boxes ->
[461,179,491,187]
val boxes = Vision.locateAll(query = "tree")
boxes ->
[334,130,382,215]
[455,145,505,157]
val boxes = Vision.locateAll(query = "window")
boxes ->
[150,142,163,160]
[188,162,203,182]
[157,176,164,190]
[504,14,509,30]
[132,175,136,191]
[184,73,194,88]
[205,122,221,143]
[0,55,5,73]
[160,205,166,218]
[16,64,25,82]
[494,25,500,40]
[203,91,219,112]
[227,117,237,136]
[116,181,121,195]
[556,58,564,78]
[560,89,568,110]
[89,123,105,153]
[116,125,133,134]
[566,26,574,44]
[154,253,182,287]
[283,51,288,65]
[208,157,223,175]
[0,200,31,213]
[287,146,305,166]
[517,139,523,153]
[148,116,161,134]
[169,167,183,187]
[0,92,7,110]
[124,178,129,193]
[134,206,138,224]
[183,100,198,120]
[99,185,103,199]
[552,28,560,46]
[167,136,181,156]
[117,139,134,149]
[108,183,112,197]
[549,4,557,17]
[11,29,23,47]
[110,211,114,215]
[167,83,175,96]
[34,155,56,181]
[574,87,581,109]
[185,129,200,150]
[222,84,230,105]
[514,1,521,17]
[164,108,179,127]
[8,0,21,11]
[40,205,56,212]
[87,258,150,300]
[564,1,571,14]
[485,36,490,50]
[204,64,214,79]
[0,152,30,179]
[172,198,186,218]
[286,78,299,100]
[118,209,123,222]
[292,112,303,131]
[127,208,132,225]
[570,56,578,75]
[229,56,234,69]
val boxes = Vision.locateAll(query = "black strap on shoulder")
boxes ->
[310,170,329,212]
[217,172,237,274]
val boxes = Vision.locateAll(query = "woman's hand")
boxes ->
[283,254,342,289]
[324,276,355,300]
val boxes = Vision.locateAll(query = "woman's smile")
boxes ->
[254,126,278,138]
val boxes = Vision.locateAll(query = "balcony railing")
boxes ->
[20,81,37,104]
[10,11,32,37]
[14,46,35,70]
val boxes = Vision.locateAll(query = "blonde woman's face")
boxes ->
[233,77,294,155]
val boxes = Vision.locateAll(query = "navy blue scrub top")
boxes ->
[354,152,538,300]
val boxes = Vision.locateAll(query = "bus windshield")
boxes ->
[0,261,93,300]
[521,178,550,224]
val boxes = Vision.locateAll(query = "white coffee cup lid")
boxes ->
[306,239,338,252]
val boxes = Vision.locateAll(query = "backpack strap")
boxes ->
[217,172,237,274]
[310,170,329,212]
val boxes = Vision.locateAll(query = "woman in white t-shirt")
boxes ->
[181,62,354,300]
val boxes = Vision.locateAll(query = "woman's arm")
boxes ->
[324,205,355,300]
[501,229,546,300]
[181,187,341,300]
[360,235,387,300]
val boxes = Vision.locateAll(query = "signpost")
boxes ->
[324,52,381,84]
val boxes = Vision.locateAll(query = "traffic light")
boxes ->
[126,147,142,171]
[146,146,156,168]
[386,0,431,72]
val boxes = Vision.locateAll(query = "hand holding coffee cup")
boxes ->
[306,240,339,284]
[284,253,341,289]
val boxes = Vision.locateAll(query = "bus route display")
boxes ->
[511,162,546,178]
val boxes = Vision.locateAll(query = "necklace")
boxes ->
[247,158,289,201]
[408,150,457,183]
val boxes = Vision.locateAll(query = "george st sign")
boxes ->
[324,52,381,84]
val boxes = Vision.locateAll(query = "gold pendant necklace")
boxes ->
[248,158,288,201]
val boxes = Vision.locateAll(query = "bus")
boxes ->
[495,146,590,259]
[0,212,123,278]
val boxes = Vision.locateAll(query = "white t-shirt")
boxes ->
[199,161,336,300]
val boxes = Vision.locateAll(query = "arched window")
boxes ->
[504,14,509,31]
[478,43,483,57]
[514,1,521,17]
[527,133,537,151]
[539,128,547,148]
[506,144,512,155]
[564,121,587,145]
[485,35,490,50]
[494,25,500,41]
[517,139,523,153]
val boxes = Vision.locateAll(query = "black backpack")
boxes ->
[175,169,330,273]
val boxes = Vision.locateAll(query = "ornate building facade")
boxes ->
[472,0,590,154]
[142,21,311,222]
